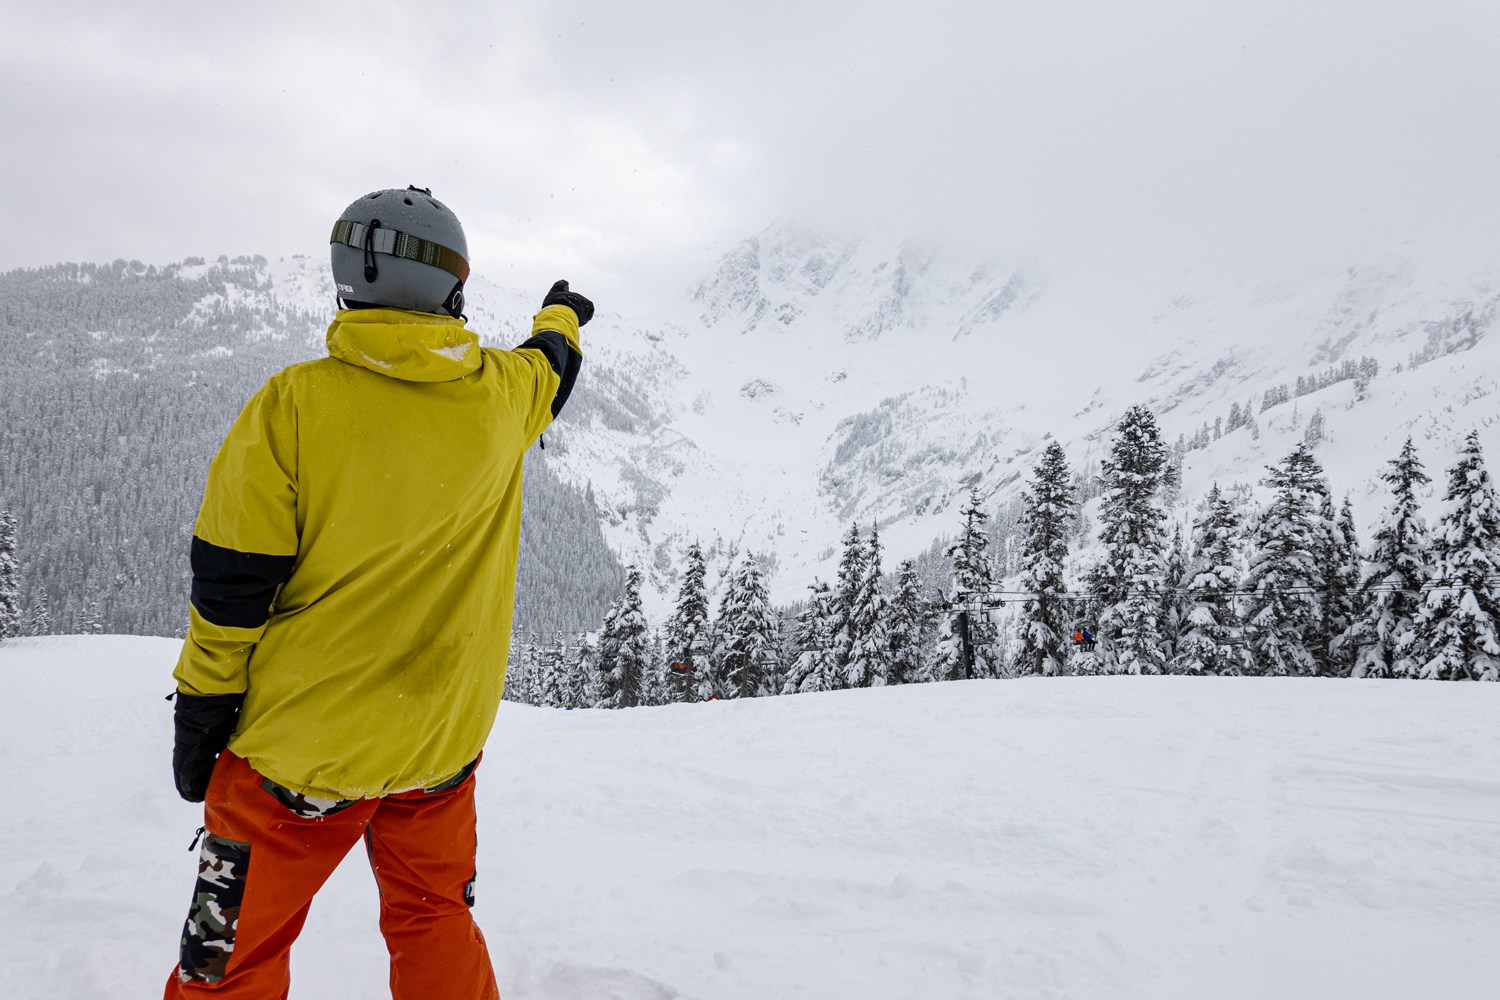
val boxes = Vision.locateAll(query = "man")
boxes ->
[164,186,590,998]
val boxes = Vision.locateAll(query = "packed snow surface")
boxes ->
[2,636,1498,999]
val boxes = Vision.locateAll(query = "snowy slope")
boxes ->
[3,635,1498,999]
[479,226,1500,607]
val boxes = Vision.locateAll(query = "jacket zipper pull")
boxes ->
[188,826,207,853]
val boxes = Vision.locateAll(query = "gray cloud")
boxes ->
[4,1,1498,312]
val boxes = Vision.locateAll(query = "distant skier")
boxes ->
[163,187,590,999]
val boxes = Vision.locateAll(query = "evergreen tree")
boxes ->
[0,511,20,641]
[1413,431,1500,680]
[783,579,839,694]
[637,629,668,707]
[77,597,106,636]
[612,566,651,706]
[1016,442,1074,676]
[742,559,781,696]
[934,489,999,680]
[524,632,549,705]
[1173,485,1247,675]
[570,631,600,709]
[1344,438,1432,678]
[931,612,967,682]
[887,560,929,684]
[1242,444,1328,676]
[504,633,540,704]
[848,524,895,687]
[1089,406,1170,674]
[713,555,778,698]
[594,599,624,708]
[26,591,51,637]
[1159,522,1189,667]
[663,542,710,703]
[1322,496,1362,676]
[830,523,868,687]
[536,629,567,708]
[694,623,723,702]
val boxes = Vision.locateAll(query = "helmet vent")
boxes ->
[403,196,414,205]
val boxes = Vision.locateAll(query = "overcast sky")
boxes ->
[4,0,1498,313]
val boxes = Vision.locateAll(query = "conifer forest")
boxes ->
[502,406,1500,708]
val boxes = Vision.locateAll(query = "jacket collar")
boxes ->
[326,308,481,383]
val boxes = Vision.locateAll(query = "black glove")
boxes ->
[172,691,245,803]
[541,279,594,327]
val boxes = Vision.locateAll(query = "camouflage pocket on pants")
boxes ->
[178,833,252,984]
[261,776,360,819]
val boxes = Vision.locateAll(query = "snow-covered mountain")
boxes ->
[524,222,1500,608]
[7,230,1498,621]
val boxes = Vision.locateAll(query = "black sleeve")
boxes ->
[189,536,296,629]
[516,330,583,418]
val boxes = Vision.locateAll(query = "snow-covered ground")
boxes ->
[2,635,1498,999]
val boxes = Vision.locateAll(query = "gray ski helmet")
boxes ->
[330,186,469,315]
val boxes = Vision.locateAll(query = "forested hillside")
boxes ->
[0,258,622,636]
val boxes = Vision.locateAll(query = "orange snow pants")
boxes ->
[163,751,499,999]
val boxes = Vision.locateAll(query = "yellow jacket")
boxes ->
[174,305,583,799]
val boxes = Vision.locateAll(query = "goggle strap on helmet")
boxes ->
[330,219,471,284]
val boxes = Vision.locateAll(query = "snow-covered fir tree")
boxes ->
[1241,444,1328,676]
[783,579,839,694]
[1088,405,1170,674]
[663,542,710,703]
[611,567,651,706]
[933,489,1000,680]
[1159,522,1189,666]
[569,630,599,709]
[848,524,895,687]
[887,560,930,684]
[1413,431,1500,681]
[714,554,779,698]
[638,629,668,707]
[1343,438,1432,678]
[830,522,867,687]
[0,511,20,641]
[528,632,552,704]
[1173,485,1247,675]
[26,592,50,637]
[1016,441,1075,676]
[594,590,642,707]
[534,631,567,708]
[1322,496,1362,676]
[77,597,105,636]
[504,633,541,704]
